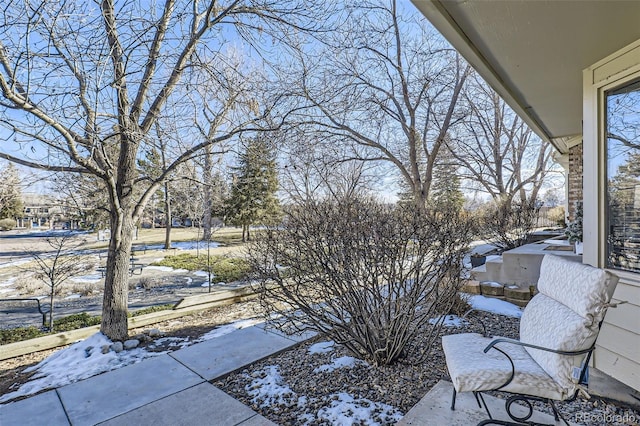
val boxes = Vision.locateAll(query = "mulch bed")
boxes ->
[215,312,640,426]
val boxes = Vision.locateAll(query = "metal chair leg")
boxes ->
[451,388,457,410]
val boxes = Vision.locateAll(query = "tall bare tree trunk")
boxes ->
[102,209,136,341]
[164,181,172,249]
[203,146,213,241]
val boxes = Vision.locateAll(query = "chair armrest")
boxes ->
[484,337,594,356]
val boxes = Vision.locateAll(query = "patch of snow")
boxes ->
[0,333,163,403]
[245,365,299,408]
[197,318,263,341]
[0,258,30,269]
[147,336,191,350]
[0,288,14,294]
[429,315,466,327]
[0,277,17,287]
[316,392,403,426]
[145,241,220,251]
[487,255,502,261]
[70,274,103,283]
[64,294,81,300]
[544,239,570,246]
[467,294,522,318]
[201,282,211,287]
[469,242,497,255]
[193,270,210,277]
[482,281,503,288]
[145,265,189,273]
[308,340,335,355]
[313,356,366,374]
[184,277,193,284]
[145,266,176,272]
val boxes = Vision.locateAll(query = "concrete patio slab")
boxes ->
[57,354,204,426]
[97,382,272,426]
[398,381,575,425]
[170,326,297,380]
[0,390,69,426]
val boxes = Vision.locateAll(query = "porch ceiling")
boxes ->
[411,0,640,154]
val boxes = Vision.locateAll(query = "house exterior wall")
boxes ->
[567,143,583,222]
[583,39,640,391]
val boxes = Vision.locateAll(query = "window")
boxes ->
[606,78,640,272]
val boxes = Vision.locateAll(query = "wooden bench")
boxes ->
[0,298,51,327]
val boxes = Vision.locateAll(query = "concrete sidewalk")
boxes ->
[0,323,311,426]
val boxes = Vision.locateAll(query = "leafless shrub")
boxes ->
[447,292,472,316]
[27,235,94,330]
[13,274,44,295]
[139,278,157,291]
[248,197,474,366]
[69,282,101,296]
[481,199,541,251]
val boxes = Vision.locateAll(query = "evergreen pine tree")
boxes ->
[430,147,464,212]
[0,163,23,220]
[225,137,280,241]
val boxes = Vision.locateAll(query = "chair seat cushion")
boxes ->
[442,333,570,401]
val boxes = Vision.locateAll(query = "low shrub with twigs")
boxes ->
[249,197,475,366]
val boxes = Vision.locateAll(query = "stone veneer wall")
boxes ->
[567,142,583,221]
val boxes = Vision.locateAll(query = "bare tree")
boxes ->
[450,73,555,205]
[280,128,379,203]
[0,0,323,340]
[28,235,94,331]
[250,197,474,366]
[289,0,470,210]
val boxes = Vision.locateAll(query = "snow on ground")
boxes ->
[246,366,300,408]
[197,318,263,341]
[69,274,103,283]
[0,333,164,404]
[0,258,30,269]
[0,317,263,405]
[0,277,18,293]
[245,366,402,426]
[144,265,188,273]
[146,336,191,351]
[308,340,335,355]
[467,294,522,318]
[317,392,403,426]
[193,270,210,277]
[0,277,17,287]
[144,241,220,251]
[313,356,367,374]
[429,315,466,327]
[64,294,81,300]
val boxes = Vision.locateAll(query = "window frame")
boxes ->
[604,78,640,273]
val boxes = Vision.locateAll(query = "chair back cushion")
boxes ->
[520,255,619,391]
[536,255,618,325]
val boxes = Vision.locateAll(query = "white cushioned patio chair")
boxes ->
[442,254,620,426]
